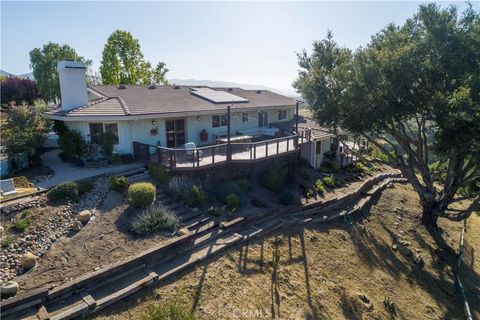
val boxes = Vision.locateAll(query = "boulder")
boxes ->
[177,228,189,236]
[1,281,19,298]
[76,210,92,224]
[20,252,38,269]
[72,220,83,232]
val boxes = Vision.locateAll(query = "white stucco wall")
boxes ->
[300,137,332,168]
[62,107,295,154]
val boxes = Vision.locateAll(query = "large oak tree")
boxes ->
[294,4,480,227]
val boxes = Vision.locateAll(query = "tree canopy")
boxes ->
[29,42,91,102]
[294,4,480,226]
[152,62,169,85]
[100,30,168,85]
[0,77,40,105]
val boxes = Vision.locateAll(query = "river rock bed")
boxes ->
[0,177,110,283]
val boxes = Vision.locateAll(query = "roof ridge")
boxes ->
[114,96,131,115]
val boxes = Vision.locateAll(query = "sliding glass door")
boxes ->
[166,119,186,147]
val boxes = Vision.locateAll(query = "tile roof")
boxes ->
[45,85,297,118]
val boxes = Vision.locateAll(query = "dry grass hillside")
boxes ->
[94,183,480,320]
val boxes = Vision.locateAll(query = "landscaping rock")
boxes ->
[72,220,83,232]
[1,280,19,298]
[177,228,189,236]
[77,210,92,224]
[20,252,38,269]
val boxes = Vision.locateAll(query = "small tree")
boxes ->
[58,129,87,159]
[152,62,169,85]
[0,77,40,105]
[1,104,47,170]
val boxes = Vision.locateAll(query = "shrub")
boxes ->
[111,153,122,164]
[188,185,206,207]
[214,181,242,204]
[12,211,33,232]
[78,181,94,195]
[279,190,298,205]
[1,236,13,248]
[207,206,220,216]
[225,193,240,211]
[298,167,313,183]
[323,175,336,188]
[128,182,156,208]
[251,198,268,208]
[314,179,326,194]
[47,181,79,201]
[236,179,252,191]
[100,132,117,160]
[130,206,178,234]
[144,302,195,320]
[148,163,169,183]
[110,175,129,192]
[305,189,314,199]
[58,129,87,158]
[168,176,193,201]
[261,161,288,192]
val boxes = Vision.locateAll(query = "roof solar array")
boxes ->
[190,87,249,104]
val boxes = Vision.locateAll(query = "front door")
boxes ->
[166,119,186,147]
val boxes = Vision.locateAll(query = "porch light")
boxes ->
[151,120,156,125]
[196,116,201,121]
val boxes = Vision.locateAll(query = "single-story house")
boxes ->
[43,60,336,170]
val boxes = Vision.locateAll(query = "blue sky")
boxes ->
[1,1,475,92]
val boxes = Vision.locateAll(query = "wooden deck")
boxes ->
[133,130,312,170]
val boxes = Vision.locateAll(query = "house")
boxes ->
[43,60,335,170]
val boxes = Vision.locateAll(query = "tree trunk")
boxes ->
[419,193,439,228]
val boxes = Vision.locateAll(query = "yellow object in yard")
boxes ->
[0,176,36,200]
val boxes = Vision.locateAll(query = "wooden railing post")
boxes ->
[253,144,257,160]
[265,141,268,157]
[276,139,279,155]
[212,146,215,164]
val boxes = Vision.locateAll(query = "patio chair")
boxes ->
[184,142,203,161]
[0,178,17,197]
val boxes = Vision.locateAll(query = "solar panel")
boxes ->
[190,87,248,104]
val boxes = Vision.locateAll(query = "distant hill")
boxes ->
[0,70,34,80]
[168,78,299,98]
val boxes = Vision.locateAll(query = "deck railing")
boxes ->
[133,129,312,170]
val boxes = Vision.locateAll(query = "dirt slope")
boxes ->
[94,184,480,320]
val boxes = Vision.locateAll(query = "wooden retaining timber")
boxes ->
[1,172,403,320]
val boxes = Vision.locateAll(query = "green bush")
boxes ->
[323,175,336,188]
[261,161,288,192]
[236,179,252,191]
[1,236,13,248]
[100,132,117,160]
[110,175,129,192]
[58,129,87,158]
[305,188,314,199]
[148,163,169,183]
[111,153,122,164]
[298,167,313,183]
[144,302,195,320]
[78,181,94,195]
[214,181,242,204]
[225,193,240,211]
[130,206,178,234]
[168,176,193,201]
[314,179,326,194]
[279,190,298,205]
[128,182,156,208]
[188,185,206,207]
[12,211,33,232]
[207,206,220,216]
[47,181,79,201]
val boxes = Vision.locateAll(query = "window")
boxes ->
[241,112,248,123]
[89,123,119,144]
[258,111,268,127]
[278,110,287,120]
[212,114,227,128]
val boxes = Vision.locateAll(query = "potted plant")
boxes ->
[150,127,158,135]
